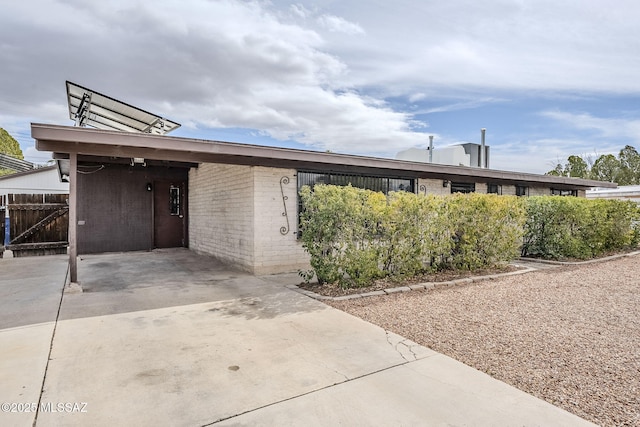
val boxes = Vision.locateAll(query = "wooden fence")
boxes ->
[4,194,69,257]
[0,196,5,258]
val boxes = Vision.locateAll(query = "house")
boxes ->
[31,123,616,285]
[0,165,69,199]
[586,185,640,205]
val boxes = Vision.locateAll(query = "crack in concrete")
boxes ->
[385,330,411,362]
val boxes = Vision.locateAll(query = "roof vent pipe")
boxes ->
[429,135,434,163]
[480,128,486,168]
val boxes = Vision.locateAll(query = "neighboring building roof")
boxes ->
[587,185,640,199]
[0,165,69,197]
[31,123,616,190]
[0,153,33,172]
[0,164,55,181]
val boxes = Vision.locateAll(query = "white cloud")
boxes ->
[317,14,365,35]
[2,0,640,173]
[409,93,427,103]
[320,0,640,94]
[541,110,640,141]
[289,4,310,19]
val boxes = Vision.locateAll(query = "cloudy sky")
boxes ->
[2,0,640,174]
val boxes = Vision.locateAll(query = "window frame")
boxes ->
[551,188,578,197]
[450,182,476,194]
[487,183,502,195]
[296,170,415,237]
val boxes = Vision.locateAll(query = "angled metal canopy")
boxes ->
[66,81,180,135]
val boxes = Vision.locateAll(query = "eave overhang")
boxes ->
[31,123,617,190]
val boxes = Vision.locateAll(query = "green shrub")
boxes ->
[299,185,527,287]
[380,192,453,277]
[447,193,526,270]
[522,196,639,260]
[299,185,387,287]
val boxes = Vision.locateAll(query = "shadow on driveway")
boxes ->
[60,248,319,321]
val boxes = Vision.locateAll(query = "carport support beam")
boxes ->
[68,152,80,289]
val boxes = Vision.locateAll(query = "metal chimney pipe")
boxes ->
[480,128,486,168]
[429,135,434,163]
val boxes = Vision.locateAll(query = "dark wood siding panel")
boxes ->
[77,164,188,254]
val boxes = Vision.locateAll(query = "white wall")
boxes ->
[395,145,471,167]
[189,163,255,269]
[0,166,68,199]
[188,164,310,274]
[252,167,309,275]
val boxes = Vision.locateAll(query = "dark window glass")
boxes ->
[487,183,502,194]
[551,189,577,197]
[169,186,180,215]
[297,171,414,237]
[515,185,529,197]
[450,182,476,194]
[297,171,413,195]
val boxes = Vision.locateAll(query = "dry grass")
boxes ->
[327,255,640,426]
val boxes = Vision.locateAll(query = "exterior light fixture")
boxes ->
[443,180,449,187]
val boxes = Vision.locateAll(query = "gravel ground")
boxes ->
[327,255,640,427]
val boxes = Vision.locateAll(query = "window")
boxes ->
[551,189,578,197]
[487,183,502,195]
[450,182,475,194]
[515,185,529,197]
[169,185,181,215]
[297,171,414,237]
[297,171,414,195]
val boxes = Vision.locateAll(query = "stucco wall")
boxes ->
[189,163,255,270]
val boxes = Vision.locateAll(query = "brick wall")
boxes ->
[252,167,309,275]
[475,183,488,194]
[189,164,310,274]
[416,178,449,196]
[529,186,550,196]
[188,163,255,270]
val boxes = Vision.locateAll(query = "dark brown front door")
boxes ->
[154,180,187,248]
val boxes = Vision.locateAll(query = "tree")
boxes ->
[0,128,24,160]
[546,163,565,176]
[618,145,640,185]
[545,155,589,178]
[0,128,25,176]
[590,154,622,183]
[565,155,589,178]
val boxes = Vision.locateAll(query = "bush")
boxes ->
[299,185,526,287]
[522,197,640,260]
[447,193,526,270]
[380,192,453,277]
[299,185,387,286]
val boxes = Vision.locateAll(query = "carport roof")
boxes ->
[31,123,616,189]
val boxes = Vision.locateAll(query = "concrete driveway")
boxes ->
[1,249,595,426]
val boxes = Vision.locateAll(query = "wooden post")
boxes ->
[69,153,78,284]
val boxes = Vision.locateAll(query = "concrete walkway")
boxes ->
[0,250,595,426]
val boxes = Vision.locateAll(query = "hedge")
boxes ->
[522,196,640,260]
[300,186,640,288]
[299,185,526,287]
